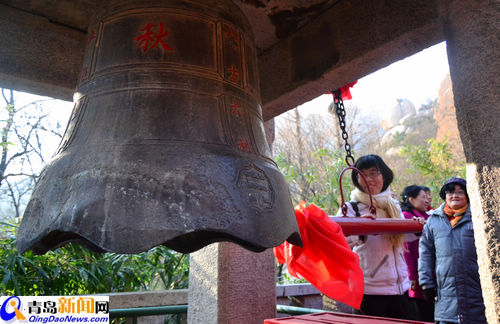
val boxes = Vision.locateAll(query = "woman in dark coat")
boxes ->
[418,177,486,324]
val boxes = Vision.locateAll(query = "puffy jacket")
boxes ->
[336,201,411,295]
[418,203,486,323]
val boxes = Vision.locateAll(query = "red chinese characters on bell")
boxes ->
[134,22,174,53]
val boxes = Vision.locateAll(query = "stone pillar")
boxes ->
[187,242,276,323]
[442,0,500,323]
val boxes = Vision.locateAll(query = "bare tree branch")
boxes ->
[0,88,65,220]
[3,172,37,178]
[5,179,20,219]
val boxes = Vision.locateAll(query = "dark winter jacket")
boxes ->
[418,203,486,323]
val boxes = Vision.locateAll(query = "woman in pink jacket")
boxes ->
[400,185,433,322]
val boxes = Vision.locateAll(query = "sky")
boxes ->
[293,41,450,118]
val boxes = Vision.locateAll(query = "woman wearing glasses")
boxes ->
[418,178,486,323]
[336,154,417,320]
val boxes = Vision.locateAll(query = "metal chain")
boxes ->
[332,89,355,166]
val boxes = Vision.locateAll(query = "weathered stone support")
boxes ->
[258,0,444,120]
[443,0,500,322]
[187,242,276,324]
[0,4,85,100]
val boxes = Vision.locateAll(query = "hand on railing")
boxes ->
[412,216,427,225]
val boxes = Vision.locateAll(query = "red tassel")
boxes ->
[339,81,358,100]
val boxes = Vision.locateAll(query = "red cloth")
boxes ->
[339,81,358,100]
[274,202,364,309]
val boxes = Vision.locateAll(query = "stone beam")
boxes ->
[0,4,86,100]
[259,0,444,121]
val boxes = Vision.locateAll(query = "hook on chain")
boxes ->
[338,166,377,217]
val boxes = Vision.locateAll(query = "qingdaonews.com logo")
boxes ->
[0,296,109,323]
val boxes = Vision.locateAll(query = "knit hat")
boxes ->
[439,177,467,200]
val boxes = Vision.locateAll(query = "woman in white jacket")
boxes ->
[336,154,416,320]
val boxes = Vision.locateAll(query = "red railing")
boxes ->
[330,217,424,236]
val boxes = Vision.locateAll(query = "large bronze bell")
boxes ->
[17,0,301,254]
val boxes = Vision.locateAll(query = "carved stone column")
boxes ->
[442,0,500,322]
[187,243,276,324]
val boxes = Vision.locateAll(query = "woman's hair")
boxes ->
[441,182,469,202]
[351,154,394,193]
[400,185,424,212]
[421,186,430,193]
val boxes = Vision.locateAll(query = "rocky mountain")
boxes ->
[379,98,437,156]
[376,73,465,162]
[434,74,465,160]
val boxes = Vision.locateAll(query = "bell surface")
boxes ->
[17,0,301,254]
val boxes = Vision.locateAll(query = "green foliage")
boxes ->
[276,148,354,214]
[276,137,465,211]
[276,264,307,285]
[400,137,466,204]
[0,223,189,296]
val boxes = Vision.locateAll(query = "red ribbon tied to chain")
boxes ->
[339,81,358,100]
[274,202,364,309]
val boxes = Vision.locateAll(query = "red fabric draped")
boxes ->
[274,202,364,309]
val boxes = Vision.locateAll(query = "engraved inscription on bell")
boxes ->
[236,164,275,212]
